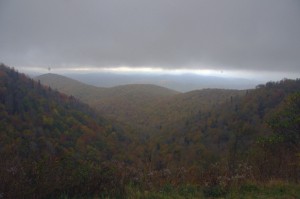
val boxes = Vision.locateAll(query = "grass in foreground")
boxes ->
[125,181,300,199]
[57,181,300,199]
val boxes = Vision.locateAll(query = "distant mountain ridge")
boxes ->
[65,72,261,92]
[36,73,179,97]
[35,73,105,103]
[36,73,244,134]
[3,64,300,197]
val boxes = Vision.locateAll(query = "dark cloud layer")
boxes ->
[0,0,300,72]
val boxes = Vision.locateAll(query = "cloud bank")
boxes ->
[0,0,300,73]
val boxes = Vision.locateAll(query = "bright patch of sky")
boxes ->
[16,65,300,82]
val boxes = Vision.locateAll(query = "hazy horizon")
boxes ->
[30,70,266,92]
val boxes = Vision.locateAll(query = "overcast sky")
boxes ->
[0,0,300,78]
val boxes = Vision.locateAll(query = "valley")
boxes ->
[1,64,300,198]
[36,73,245,136]
[1,0,299,198]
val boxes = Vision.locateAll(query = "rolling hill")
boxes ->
[148,78,300,180]
[36,73,244,135]
[2,64,300,198]
[66,72,260,92]
[35,73,106,103]
[0,64,133,198]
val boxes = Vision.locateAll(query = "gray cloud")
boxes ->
[0,0,300,72]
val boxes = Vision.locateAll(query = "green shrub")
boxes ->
[203,185,227,198]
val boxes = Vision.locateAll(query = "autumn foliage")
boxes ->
[1,64,300,198]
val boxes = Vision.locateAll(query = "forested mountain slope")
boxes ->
[149,78,300,182]
[35,73,106,103]
[0,64,132,198]
[151,89,245,135]
[36,73,179,101]
[2,64,300,197]
[36,72,300,183]
[36,73,244,135]
[88,84,180,132]
[37,74,179,129]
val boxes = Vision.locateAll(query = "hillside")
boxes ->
[0,65,133,198]
[37,74,181,133]
[151,89,245,133]
[36,73,245,135]
[4,66,300,198]
[35,73,106,103]
[36,73,179,99]
[148,78,300,182]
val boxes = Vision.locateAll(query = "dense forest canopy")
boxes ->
[1,63,300,198]
[0,64,134,198]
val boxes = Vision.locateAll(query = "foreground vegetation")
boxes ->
[125,182,300,199]
[56,182,300,198]
[1,64,300,198]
